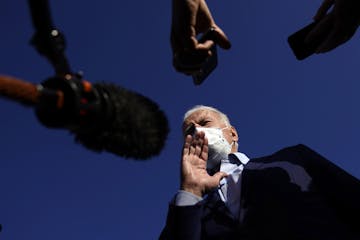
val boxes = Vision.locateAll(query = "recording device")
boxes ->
[288,22,324,60]
[12,0,169,159]
[0,75,169,159]
[192,43,217,85]
[173,28,218,85]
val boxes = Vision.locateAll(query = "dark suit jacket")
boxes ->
[159,144,360,240]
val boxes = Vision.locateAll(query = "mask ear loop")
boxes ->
[221,126,239,152]
[231,141,239,152]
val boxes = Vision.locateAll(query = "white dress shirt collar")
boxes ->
[230,152,250,165]
[220,152,250,173]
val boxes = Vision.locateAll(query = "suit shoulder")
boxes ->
[250,144,322,165]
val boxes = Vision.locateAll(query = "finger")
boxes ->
[182,135,192,156]
[305,14,333,44]
[212,26,232,49]
[194,133,203,156]
[197,130,205,142]
[191,131,203,154]
[313,0,335,21]
[195,38,215,51]
[196,0,215,33]
[190,136,197,155]
[171,27,197,56]
[200,135,208,161]
[197,130,205,138]
[316,27,356,53]
[314,11,358,53]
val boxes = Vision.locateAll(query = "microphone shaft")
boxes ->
[0,75,63,108]
[0,75,39,106]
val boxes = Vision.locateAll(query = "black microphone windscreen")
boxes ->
[73,83,169,160]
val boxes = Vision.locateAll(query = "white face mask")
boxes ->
[195,127,233,172]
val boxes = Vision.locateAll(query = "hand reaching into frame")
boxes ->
[180,131,227,197]
[171,0,231,74]
[306,0,360,53]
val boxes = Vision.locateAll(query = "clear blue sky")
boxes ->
[1,0,360,239]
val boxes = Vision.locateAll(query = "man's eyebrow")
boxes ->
[201,116,212,121]
[198,116,213,123]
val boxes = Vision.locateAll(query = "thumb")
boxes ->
[313,0,334,21]
[212,171,228,183]
[205,171,228,193]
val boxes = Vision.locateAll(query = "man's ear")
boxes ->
[230,126,238,142]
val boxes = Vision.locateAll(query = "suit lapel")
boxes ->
[204,187,239,224]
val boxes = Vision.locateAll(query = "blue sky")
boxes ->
[1,0,360,239]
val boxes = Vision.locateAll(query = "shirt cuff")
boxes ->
[173,190,203,206]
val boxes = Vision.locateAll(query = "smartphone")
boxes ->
[173,28,218,85]
[192,29,218,85]
[287,22,323,60]
[192,43,217,85]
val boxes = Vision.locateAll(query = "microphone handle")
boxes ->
[0,75,63,108]
[28,0,54,32]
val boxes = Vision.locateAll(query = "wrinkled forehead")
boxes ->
[182,109,220,132]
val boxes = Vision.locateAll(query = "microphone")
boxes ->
[0,74,169,159]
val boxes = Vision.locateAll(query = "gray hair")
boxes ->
[183,105,231,126]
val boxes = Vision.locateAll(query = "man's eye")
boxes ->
[199,120,210,126]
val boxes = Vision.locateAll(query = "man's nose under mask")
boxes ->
[195,127,233,172]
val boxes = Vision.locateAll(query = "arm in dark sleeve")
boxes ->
[159,202,204,240]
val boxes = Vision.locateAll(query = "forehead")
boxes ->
[182,109,221,128]
[185,109,219,120]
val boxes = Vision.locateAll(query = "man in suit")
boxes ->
[159,105,360,239]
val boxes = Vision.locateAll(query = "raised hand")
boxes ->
[180,131,227,197]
